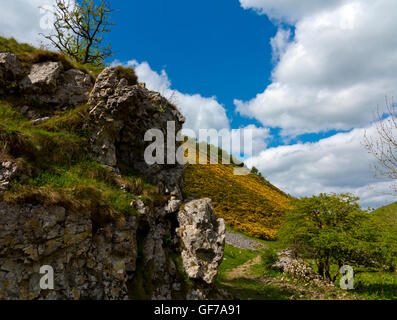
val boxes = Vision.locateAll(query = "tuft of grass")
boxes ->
[3,160,139,223]
[261,248,279,271]
[116,66,138,85]
[37,104,90,136]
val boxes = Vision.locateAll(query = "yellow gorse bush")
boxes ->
[183,151,292,240]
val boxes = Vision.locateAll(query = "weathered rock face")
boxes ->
[132,199,182,300]
[87,68,225,298]
[0,160,19,194]
[0,53,23,93]
[89,67,186,198]
[0,203,137,300]
[20,62,62,93]
[0,64,225,300]
[177,199,226,285]
[19,61,93,108]
[0,52,93,108]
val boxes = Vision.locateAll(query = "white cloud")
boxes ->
[236,0,397,136]
[0,0,55,46]
[246,123,396,208]
[126,60,231,135]
[239,0,348,24]
[125,60,271,158]
[270,28,291,62]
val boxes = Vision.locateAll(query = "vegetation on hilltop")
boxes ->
[183,141,292,240]
[0,36,104,79]
[0,36,136,82]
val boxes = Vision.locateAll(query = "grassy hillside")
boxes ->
[0,101,166,226]
[372,202,397,218]
[0,37,161,225]
[183,141,291,240]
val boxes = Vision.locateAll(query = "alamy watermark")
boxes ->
[144,122,253,176]
[39,265,54,290]
[339,265,354,290]
[39,1,57,31]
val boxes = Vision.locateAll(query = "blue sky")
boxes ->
[2,0,397,208]
[108,0,340,147]
[110,0,276,130]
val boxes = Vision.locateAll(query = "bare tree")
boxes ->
[41,0,114,66]
[364,97,397,191]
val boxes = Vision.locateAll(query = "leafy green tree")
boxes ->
[279,193,391,282]
[42,0,114,65]
[371,207,397,271]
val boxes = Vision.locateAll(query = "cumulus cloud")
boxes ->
[125,60,271,158]
[239,0,348,24]
[270,28,291,62]
[0,0,55,46]
[236,0,397,136]
[126,60,230,135]
[245,123,396,208]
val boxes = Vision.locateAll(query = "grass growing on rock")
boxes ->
[0,36,104,79]
[0,100,161,224]
[116,66,138,85]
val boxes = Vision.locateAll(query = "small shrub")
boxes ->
[261,248,278,270]
[120,177,145,195]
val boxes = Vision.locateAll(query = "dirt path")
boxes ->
[223,255,355,300]
[225,255,262,281]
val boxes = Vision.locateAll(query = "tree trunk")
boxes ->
[317,260,325,279]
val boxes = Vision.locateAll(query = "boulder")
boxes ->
[88,67,185,198]
[19,61,93,107]
[56,68,93,106]
[0,53,23,93]
[20,61,62,94]
[177,198,225,285]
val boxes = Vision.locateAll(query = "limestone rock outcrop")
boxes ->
[0,53,23,93]
[132,199,182,300]
[0,58,225,300]
[20,61,62,93]
[177,198,226,285]
[88,67,185,198]
[0,203,137,300]
[19,61,93,107]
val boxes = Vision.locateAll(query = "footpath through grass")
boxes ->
[217,232,397,300]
